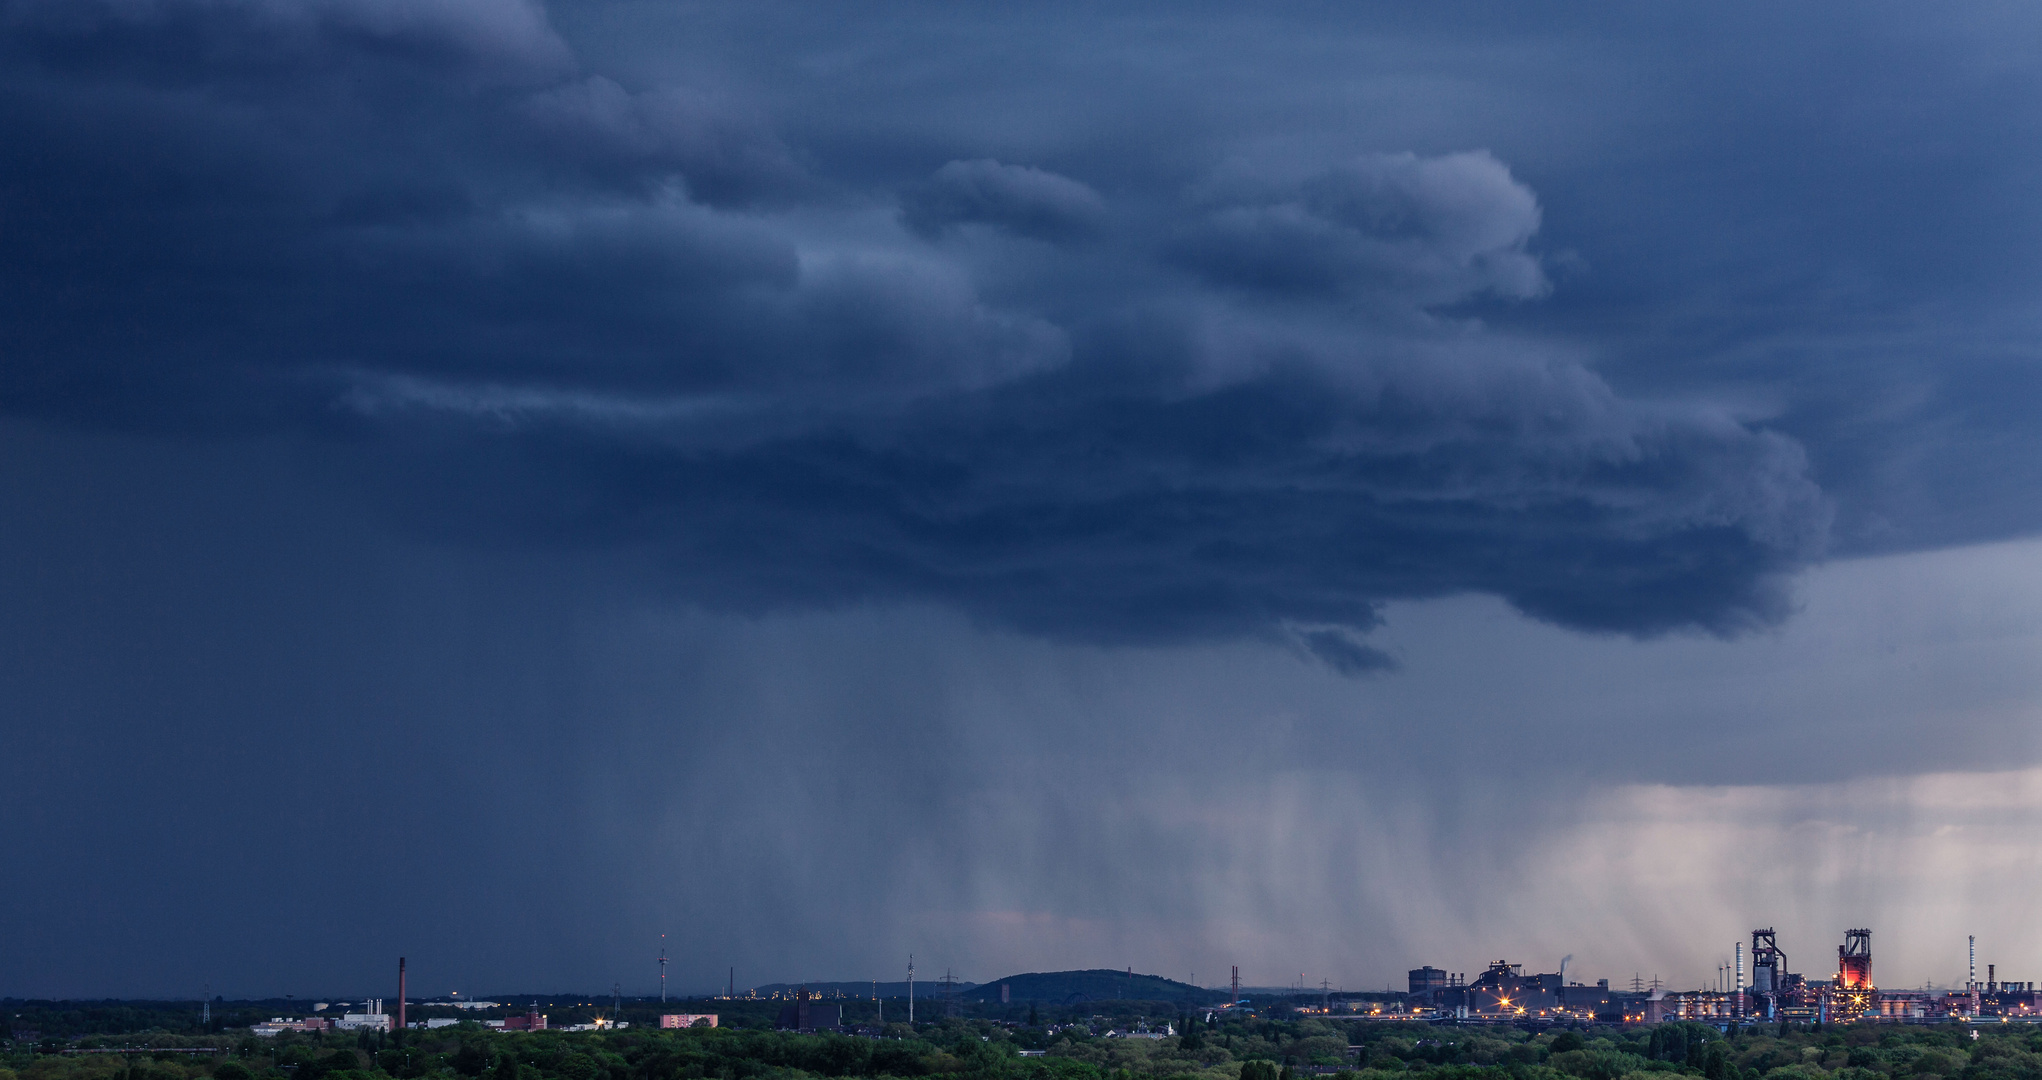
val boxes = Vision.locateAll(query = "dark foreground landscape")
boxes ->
[7,1006,2042,1080]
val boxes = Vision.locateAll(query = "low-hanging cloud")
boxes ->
[0,0,1831,666]
[354,334,1826,647]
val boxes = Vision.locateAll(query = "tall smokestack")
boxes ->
[1735,942,1744,1018]
[398,958,407,1035]
[1970,936,1981,1015]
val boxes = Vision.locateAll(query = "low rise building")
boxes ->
[492,1005,548,1032]
[774,996,840,1031]
[251,1018,331,1037]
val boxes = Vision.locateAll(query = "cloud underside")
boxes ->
[0,0,1832,662]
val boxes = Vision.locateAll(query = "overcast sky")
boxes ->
[6,0,2042,1000]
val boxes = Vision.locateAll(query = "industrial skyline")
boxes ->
[55,931,2042,1037]
[182,929,2037,1010]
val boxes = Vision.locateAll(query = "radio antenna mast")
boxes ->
[659,936,668,1004]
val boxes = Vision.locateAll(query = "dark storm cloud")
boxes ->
[900,159,1108,242]
[0,0,1836,662]
[1292,628,1397,676]
[12,0,2042,1003]
[344,329,1825,646]
[0,0,572,80]
[523,76,808,205]
[1169,151,1546,305]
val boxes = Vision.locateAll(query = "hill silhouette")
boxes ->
[966,969,1223,1005]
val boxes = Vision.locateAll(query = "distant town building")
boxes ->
[660,1014,719,1029]
[496,1004,547,1031]
[252,1018,331,1036]
[775,991,841,1031]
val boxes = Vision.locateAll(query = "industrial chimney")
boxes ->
[1734,942,1744,1017]
[1970,936,1980,1016]
[398,958,407,1035]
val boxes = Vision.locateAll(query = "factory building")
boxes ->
[334,1001,394,1032]
[1674,928,2033,1024]
[1743,928,1876,1022]
[774,990,842,1031]
[1407,967,1451,997]
[1654,992,1735,1022]
[1875,992,1930,1020]
[1401,925,2042,1025]
[1466,963,1562,1014]
[1406,961,1626,1020]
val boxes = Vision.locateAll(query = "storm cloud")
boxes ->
[900,159,1109,242]
[7,0,2042,999]
[0,0,1833,656]
[1170,151,1548,305]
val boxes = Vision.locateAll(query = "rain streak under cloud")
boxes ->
[3,0,2042,997]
